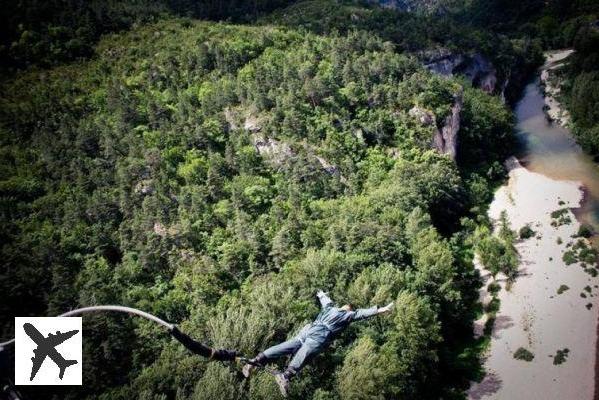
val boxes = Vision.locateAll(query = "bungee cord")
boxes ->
[0,305,268,400]
[0,305,239,364]
[0,305,173,349]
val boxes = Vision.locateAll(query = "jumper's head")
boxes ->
[341,304,354,312]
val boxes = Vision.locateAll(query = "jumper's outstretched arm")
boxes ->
[351,301,394,321]
[316,290,333,308]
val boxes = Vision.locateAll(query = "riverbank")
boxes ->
[468,50,599,400]
[540,49,574,127]
[469,158,598,400]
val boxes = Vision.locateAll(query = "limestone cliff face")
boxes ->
[458,53,497,94]
[422,49,498,94]
[421,48,465,76]
[409,90,462,159]
[434,91,462,159]
[251,135,294,166]
[225,108,345,180]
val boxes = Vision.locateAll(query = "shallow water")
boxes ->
[515,78,599,233]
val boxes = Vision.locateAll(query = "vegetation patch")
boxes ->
[563,251,577,265]
[552,348,570,365]
[551,209,572,227]
[519,225,535,240]
[487,282,501,295]
[576,224,594,238]
[557,285,569,295]
[562,240,597,266]
[476,211,519,282]
[513,347,534,362]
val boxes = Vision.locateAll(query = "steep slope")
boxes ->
[0,16,516,399]
[260,0,543,102]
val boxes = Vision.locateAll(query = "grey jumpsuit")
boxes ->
[262,292,379,374]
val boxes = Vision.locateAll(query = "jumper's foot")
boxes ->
[274,372,289,397]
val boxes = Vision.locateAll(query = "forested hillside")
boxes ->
[260,0,543,101]
[0,0,295,69]
[0,1,532,400]
[0,14,515,400]
[560,14,599,156]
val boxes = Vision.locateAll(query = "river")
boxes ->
[468,50,599,400]
[516,60,599,234]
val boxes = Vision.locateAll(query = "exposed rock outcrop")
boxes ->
[229,108,347,181]
[243,115,262,132]
[457,53,497,94]
[421,48,465,76]
[433,91,462,159]
[314,155,346,183]
[249,131,346,182]
[224,107,263,133]
[408,106,435,126]
[422,49,498,94]
[409,90,462,159]
[251,135,294,166]
[153,222,178,237]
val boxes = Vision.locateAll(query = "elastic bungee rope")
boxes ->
[0,305,172,348]
[0,305,238,363]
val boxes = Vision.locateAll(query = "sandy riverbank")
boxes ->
[540,49,574,127]
[468,156,599,400]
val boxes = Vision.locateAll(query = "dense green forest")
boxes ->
[560,16,599,156]
[0,0,594,399]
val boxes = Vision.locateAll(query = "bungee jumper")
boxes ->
[1,298,393,397]
[242,290,394,397]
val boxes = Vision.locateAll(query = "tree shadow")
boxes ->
[469,371,503,400]
[491,315,515,339]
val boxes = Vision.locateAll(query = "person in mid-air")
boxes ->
[242,290,394,396]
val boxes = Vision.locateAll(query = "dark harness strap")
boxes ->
[170,326,237,361]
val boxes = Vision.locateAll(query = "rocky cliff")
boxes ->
[421,49,499,95]
[225,107,346,181]
[409,89,463,159]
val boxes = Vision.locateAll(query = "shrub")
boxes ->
[563,250,577,265]
[487,282,501,295]
[557,285,569,295]
[553,348,569,365]
[519,225,535,240]
[513,347,534,361]
[577,224,594,238]
[485,297,501,313]
[551,209,568,219]
[580,248,597,264]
